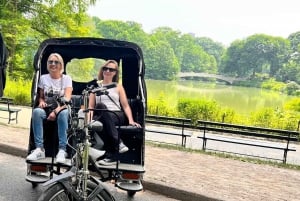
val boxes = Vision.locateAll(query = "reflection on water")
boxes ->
[146,80,294,115]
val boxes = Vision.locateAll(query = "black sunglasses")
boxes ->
[102,66,117,72]
[47,60,61,65]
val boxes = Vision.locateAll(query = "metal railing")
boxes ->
[146,115,300,163]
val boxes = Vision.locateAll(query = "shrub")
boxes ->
[261,78,286,92]
[284,98,300,112]
[249,107,300,130]
[147,93,179,116]
[249,108,276,128]
[177,98,221,123]
[285,81,300,95]
[3,78,31,106]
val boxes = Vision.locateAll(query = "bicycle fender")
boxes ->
[42,166,76,187]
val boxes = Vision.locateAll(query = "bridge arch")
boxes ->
[178,72,245,84]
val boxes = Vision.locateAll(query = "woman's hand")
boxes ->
[47,111,56,121]
[39,101,47,108]
[129,121,141,128]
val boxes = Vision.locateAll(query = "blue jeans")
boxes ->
[32,108,68,151]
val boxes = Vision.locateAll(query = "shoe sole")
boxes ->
[26,155,46,161]
[119,147,129,153]
[98,161,117,166]
[97,159,118,166]
[26,157,46,161]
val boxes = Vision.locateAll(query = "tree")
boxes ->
[145,37,179,80]
[288,31,300,52]
[221,34,290,78]
[0,0,98,79]
[195,37,225,68]
[93,19,149,51]
[180,44,217,73]
[278,60,300,83]
[243,34,290,77]
[220,40,246,76]
[149,27,184,64]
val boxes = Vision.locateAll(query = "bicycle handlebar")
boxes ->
[89,82,117,94]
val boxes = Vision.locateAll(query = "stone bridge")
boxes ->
[178,72,246,84]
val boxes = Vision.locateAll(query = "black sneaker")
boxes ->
[97,158,117,166]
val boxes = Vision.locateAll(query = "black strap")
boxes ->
[106,93,122,111]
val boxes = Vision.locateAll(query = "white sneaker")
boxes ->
[26,148,45,161]
[97,158,117,166]
[56,149,67,163]
[119,142,129,153]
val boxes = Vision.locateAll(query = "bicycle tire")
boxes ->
[38,181,115,201]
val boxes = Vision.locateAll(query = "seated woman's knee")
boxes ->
[57,108,68,120]
[33,107,46,117]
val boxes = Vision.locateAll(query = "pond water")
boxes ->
[146,80,295,115]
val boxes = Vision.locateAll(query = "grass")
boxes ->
[145,141,300,171]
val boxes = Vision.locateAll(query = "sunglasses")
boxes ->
[102,66,117,72]
[47,60,61,65]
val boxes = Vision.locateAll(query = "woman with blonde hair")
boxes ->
[89,60,141,165]
[27,53,73,163]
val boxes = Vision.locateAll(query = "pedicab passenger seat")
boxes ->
[30,95,83,163]
[70,79,98,114]
[69,96,144,134]
[116,98,145,165]
[119,98,144,133]
[69,94,144,131]
[27,92,83,160]
[70,95,83,114]
[95,98,145,167]
[27,87,60,158]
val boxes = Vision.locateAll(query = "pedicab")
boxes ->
[25,37,147,199]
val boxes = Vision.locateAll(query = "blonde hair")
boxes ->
[47,53,64,74]
[98,60,119,82]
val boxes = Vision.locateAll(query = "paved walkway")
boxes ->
[1,106,300,200]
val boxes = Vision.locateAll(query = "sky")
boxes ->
[88,0,300,46]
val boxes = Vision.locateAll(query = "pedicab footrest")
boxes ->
[96,162,145,173]
[116,181,143,192]
[26,157,72,167]
[25,174,50,184]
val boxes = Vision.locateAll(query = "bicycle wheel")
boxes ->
[38,181,115,201]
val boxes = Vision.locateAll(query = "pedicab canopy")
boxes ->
[0,33,8,97]
[32,37,146,101]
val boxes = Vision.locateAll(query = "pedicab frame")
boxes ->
[25,37,147,196]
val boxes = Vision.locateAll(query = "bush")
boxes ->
[249,107,275,128]
[147,93,179,117]
[3,78,31,106]
[285,81,300,95]
[284,98,300,112]
[249,107,300,130]
[177,98,222,123]
[261,78,286,92]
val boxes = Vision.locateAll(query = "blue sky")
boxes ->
[88,0,300,45]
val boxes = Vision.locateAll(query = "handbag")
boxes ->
[44,98,58,116]
[41,75,63,116]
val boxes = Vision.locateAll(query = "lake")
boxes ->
[146,80,295,115]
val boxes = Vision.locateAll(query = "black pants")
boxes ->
[93,103,126,158]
